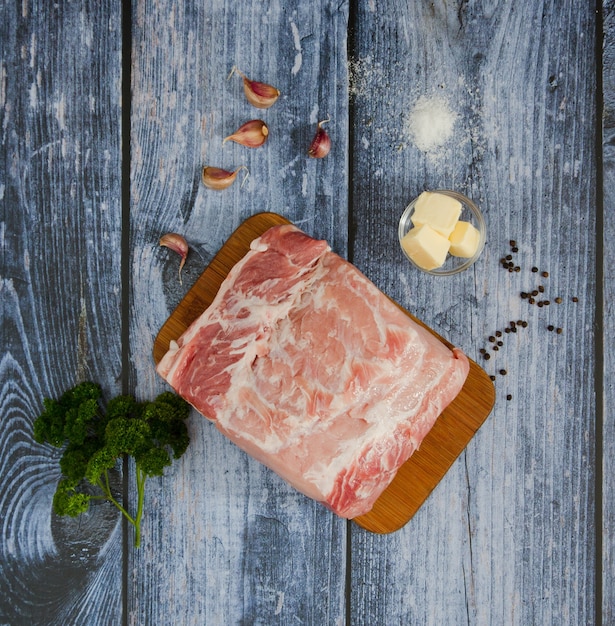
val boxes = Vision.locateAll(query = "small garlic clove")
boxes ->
[308,118,331,158]
[223,120,269,148]
[159,233,188,284]
[202,165,249,190]
[229,66,280,109]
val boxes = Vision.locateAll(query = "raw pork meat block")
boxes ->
[157,224,470,518]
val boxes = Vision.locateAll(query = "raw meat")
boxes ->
[157,224,470,518]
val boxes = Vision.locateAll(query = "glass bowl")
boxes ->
[398,189,486,276]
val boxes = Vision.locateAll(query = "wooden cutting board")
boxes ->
[153,212,496,534]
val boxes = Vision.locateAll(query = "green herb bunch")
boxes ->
[33,381,191,548]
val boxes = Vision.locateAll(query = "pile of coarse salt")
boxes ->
[407,95,458,153]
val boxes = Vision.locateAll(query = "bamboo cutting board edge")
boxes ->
[153,212,495,534]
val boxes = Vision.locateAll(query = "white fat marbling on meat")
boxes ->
[157,224,469,518]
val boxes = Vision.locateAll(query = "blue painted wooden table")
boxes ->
[1,1,610,624]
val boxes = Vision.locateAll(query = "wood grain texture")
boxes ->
[349,1,597,624]
[1,1,607,623]
[603,1,614,622]
[0,2,124,624]
[128,1,349,623]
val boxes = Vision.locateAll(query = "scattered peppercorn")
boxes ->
[532,266,538,273]
[572,296,578,302]
[499,369,507,376]
[506,394,512,401]
[555,297,562,304]
[556,327,563,334]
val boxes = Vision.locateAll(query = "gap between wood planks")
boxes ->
[593,2,605,625]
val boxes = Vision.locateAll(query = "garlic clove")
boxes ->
[308,118,331,158]
[223,120,269,148]
[202,165,249,190]
[159,233,188,284]
[229,66,280,109]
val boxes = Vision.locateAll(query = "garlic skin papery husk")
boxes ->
[159,233,188,284]
[229,66,280,109]
[308,119,331,158]
[223,120,269,148]
[202,166,249,190]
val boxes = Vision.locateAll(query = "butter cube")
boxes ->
[448,220,480,258]
[411,191,462,237]
[401,224,451,270]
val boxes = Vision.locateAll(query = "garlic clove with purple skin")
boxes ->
[223,120,269,148]
[229,66,280,109]
[159,233,188,284]
[308,118,331,158]
[202,165,249,190]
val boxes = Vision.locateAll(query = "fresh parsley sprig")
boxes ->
[33,382,190,547]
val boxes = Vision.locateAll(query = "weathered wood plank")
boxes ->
[602,2,614,622]
[128,1,349,623]
[0,2,124,624]
[349,1,596,624]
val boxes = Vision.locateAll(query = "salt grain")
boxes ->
[407,95,458,153]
